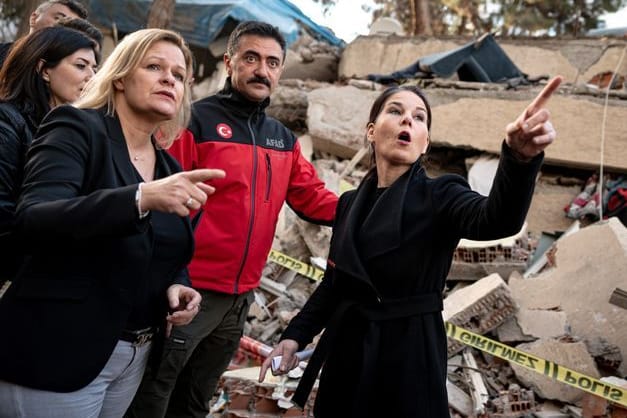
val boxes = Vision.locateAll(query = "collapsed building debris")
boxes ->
[449,225,533,282]
[491,384,538,418]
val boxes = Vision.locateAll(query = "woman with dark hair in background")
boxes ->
[260,77,563,417]
[0,25,98,284]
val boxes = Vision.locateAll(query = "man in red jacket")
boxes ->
[126,21,338,418]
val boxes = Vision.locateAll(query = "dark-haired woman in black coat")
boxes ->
[0,26,98,283]
[260,76,563,417]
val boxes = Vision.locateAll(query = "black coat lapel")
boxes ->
[331,173,376,284]
[359,165,418,260]
[103,111,138,186]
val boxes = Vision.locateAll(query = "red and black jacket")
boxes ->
[169,79,338,294]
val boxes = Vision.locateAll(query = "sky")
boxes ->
[290,0,627,43]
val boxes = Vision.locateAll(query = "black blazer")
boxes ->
[0,106,194,392]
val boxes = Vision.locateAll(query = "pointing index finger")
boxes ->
[526,75,563,116]
[184,169,226,183]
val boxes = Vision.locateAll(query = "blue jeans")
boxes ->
[0,340,151,418]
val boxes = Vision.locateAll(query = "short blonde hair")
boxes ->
[75,28,193,147]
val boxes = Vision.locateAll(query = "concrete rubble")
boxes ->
[205,30,627,418]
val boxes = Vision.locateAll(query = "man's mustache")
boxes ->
[247,76,271,87]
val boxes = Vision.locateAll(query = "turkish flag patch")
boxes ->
[216,123,233,139]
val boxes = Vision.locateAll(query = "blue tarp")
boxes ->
[86,0,344,49]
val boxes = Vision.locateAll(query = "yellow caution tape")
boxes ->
[268,249,325,282]
[267,249,627,406]
[445,322,627,407]
[339,179,356,195]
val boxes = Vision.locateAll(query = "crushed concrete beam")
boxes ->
[444,273,518,356]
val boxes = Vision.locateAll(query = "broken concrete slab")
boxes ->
[498,308,570,343]
[302,80,627,172]
[447,380,474,417]
[443,273,518,356]
[497,316,537,344]
[306,85,381,160]
[518,308,570,340]
[431,94,627,172]
[509,218,627,376]
[511,339,600,404]
[266,85,309,132]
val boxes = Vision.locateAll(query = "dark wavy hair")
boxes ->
[0,26,97,126]
[226,20,287,62]
[365,85,432,168]
[56,17,103,62]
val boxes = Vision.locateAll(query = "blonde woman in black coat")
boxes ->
[0,29,224,418]
[260,76,563,417]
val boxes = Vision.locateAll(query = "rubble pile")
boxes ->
[211,33,627,418]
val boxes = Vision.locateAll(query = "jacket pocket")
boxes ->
[264,153,272,202]
[16,276,93,301]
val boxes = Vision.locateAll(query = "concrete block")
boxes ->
[444,273,517,356]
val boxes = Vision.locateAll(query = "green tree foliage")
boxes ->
[310,0,625,36]
[497,0,626,36]
[0,0,39,39]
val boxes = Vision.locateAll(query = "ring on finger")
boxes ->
[185,197,194,207]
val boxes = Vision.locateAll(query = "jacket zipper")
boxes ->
[264,153,272,201]
[233,113,258,294]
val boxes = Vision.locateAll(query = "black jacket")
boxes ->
[0,101,35,280]
[282,143,543,417]
[0,106,194,392]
